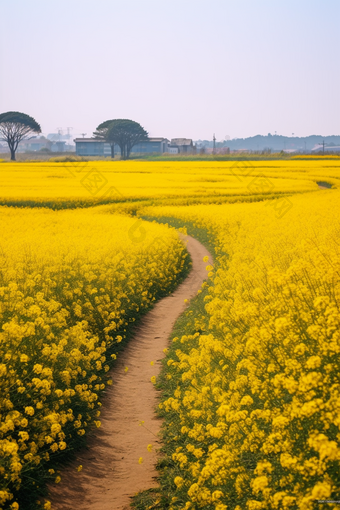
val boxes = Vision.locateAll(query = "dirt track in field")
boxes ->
[49,234,212,510]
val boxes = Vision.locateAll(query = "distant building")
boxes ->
[74,137,169,157]
[204,147,230,155]
[132,138,169,153]
[311,144,340,153]
[51,141,67,152]
[170,138,195,154]
[74,138,112,157]
[17,137,67,153]
[18,136,53,152]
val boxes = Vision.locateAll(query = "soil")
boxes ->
[317,182,332,189]
[48,234,212,510]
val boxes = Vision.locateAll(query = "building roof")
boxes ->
[147,137,169,142]
[171,138,193,146]
[19,136,52,146]
[74,137,168,143]
[74,138,107,142]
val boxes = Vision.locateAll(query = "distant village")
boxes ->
[0,131,197,156]
[1,130,340,156]
[74,137,196,156]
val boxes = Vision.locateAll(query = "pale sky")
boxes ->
[1,0,339,141]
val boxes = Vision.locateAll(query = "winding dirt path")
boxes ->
[49,234,212,510]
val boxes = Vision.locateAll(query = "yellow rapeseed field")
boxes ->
[142,189,340,510]
[0,160,333,205]
[0,158,339,509]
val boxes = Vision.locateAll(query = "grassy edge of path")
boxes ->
[132,220,216,510]
[132,288,212,510]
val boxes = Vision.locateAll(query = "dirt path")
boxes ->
[317,182,332,189]
[49,234,212,510]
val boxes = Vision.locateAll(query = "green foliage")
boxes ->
[49,155,85,163]
[94,118,148,159]
[0,111,41,161]
[0,111,41,132]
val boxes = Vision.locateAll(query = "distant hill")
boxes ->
[195,134,340,152]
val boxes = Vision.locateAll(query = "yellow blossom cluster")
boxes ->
[0,206,187,508]
[147,190,340,509]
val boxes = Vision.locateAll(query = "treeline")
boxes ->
[197,134,340,151]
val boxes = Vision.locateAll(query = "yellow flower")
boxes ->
[311,482,332,500]
[174,476,184,488]
[51,423,61,435]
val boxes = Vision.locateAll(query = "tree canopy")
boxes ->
[93,119,148,159]
[93,119,116,157]
[0,111,41,161]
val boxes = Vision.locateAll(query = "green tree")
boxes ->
[93,119,116,158]
[94,119,148,160]
[0,111,41,161]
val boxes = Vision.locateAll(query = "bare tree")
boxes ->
[0,111,41,161]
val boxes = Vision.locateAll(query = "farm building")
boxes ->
[74,137,169,157]
[17,137,67,153]
[132,137,169,153]
[169,138,195,154]
[74,138,112,157]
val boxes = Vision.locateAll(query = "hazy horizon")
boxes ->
[1,0,339,141]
